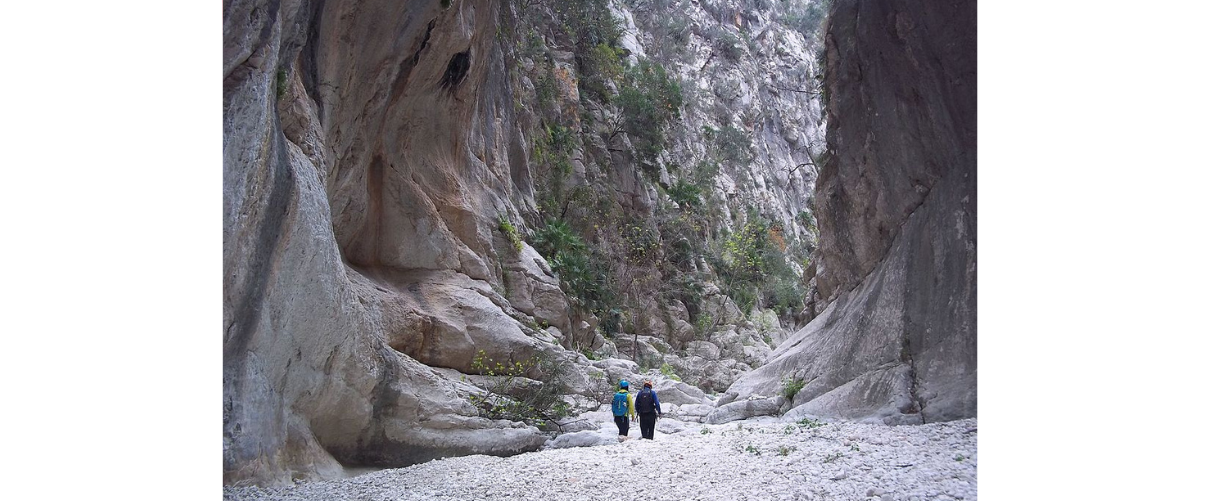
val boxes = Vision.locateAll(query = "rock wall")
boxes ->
[224,0,831,487]
[223,0,571,486]
[718,0,976,423]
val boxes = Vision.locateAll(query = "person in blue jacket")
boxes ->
[634,380,663,440]
[611,380,636,437]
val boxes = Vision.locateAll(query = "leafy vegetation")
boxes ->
[497,0,814,360]
[715,125,754,167]
[781,375,807,400]
[659,361,681,381]
[553,0,625,102]
[715,29,743,61]
[796,417,825,429]
[616,58,684,163]
[780,0,831,37]
[498,217,524,251]
[467,350,571,428]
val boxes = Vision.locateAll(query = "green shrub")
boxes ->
[716,30,743,61]
[796,417,825,429]
[666,179,703,209]
[498,217,524,251]
[715,124,754,167]
[580,43,625,102]
[781,375,807,400]
[780,0,829,37]
[275,68,288,98]
[659,362,681,381]
[552,0,624,101]
[468,350,571,427]
[616,58,683,163]
[692,312,713,339]
[532,218,585,260]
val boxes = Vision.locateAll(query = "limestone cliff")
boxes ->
[224,0,563,486]
[720,0,977,424]
[224,0,825,486]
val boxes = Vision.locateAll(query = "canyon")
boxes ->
[223,0,975,487]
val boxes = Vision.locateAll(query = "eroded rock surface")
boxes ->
[223,0,557,485]
[721,0,977,424]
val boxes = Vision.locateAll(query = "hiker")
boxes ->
[611,380,635,437]
[634,380,663,440]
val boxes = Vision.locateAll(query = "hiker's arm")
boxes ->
[654,392,662,414]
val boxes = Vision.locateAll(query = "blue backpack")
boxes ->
[612,391,629,416]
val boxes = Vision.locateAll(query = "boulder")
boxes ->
[675,404,716,422]
[684,341,721,361]
[544,429,618,450]
[368,268,547,374]
[703,396,787,425]
[653,380,710,406]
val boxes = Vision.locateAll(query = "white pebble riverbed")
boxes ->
[224,418,977,501]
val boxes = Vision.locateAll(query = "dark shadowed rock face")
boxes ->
[719,0,975,424]
[814,0,977,307]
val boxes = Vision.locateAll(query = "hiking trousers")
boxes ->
[614,415,630,436]
[639,412,657,439]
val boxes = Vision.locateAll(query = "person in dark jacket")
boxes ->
[634,380,663,440]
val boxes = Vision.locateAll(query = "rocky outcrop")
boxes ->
[223,0,566,485]
[720,0,976,423]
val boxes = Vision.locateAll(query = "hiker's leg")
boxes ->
[648,413,657,439]
[615,415,628,436]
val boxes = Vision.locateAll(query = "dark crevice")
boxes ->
[299,0,327,115]
[439,50,472,90]
[412,20,436,65]
[899,335,926,423]
[385,19,436,112]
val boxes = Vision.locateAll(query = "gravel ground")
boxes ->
[224,418,977,501]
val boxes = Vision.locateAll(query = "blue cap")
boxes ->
[620,380,629,389]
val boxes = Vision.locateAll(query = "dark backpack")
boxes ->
[612,391,629,416]
[635,388,655,414]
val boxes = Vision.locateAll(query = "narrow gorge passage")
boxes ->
[223,0,976,497]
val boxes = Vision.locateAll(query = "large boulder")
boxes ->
[501,245,572,334]
[653,380,710,406]
[703,396,787,425]
[544,429,618,450]
[684,341,721,361]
